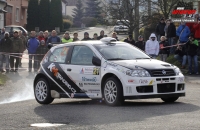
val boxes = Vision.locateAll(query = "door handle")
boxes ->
[67,68,72,71]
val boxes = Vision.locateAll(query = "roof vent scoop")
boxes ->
[161,64,171,67]
[100,37,117,43]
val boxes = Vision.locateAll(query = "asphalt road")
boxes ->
[0,27,200,129]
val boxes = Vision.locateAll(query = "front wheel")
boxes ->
[34,78,54,104]
[103,77,124,106]
[161,97,179,103]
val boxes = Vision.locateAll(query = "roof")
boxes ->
[5,25,23,27]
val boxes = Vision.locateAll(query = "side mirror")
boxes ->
[92,56,101,66]
[48,43,53,49]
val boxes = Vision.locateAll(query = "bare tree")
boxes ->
[151,0,179,19]
[103,0,147,39]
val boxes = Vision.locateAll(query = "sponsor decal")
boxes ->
[48,63,76,94]
[43,57,48,63]
[149,80,154,85]
[84,83,100,85]
[79,83,83,87]
[93,67,100,75]
[128,80,134,83]
[103,61,118,68]
[80,67,100,75]
[88,89,100,93]
[139,79,148,84]
[82,77,97,82]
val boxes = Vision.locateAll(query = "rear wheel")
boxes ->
[103,77,124,106]
[34,78,54,104]
[161,97,179,103]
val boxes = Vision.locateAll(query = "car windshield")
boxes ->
[94,43,150,60]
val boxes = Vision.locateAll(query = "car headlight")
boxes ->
[174,67,182,75]
[126,69,151,77]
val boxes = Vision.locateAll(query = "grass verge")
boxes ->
[0,73,8,86]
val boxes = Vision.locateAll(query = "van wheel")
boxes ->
[161,97,179,103]
[34,78,54,104]
[103,77,123,106]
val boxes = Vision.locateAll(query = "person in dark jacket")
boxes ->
[186,35,199,75]
[35,40,49,70]
[92,33,98,40]
[82,32,92,41]
[174,44,187,69]
[10,31,24,72]
[46,30,61,44]
[159,36,170,62]
[166,19,177,54]
[0,32,12,72]
[18,31,26,67]
[27,31,40,72]
[73,32,79,42]
[124,34,135,45]
[43,31,49,44]
[97,30,105,40]
[156,18,166,41]
[135,35,145,51]
[0,28,5,40]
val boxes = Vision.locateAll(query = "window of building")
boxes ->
[16,8,19,22]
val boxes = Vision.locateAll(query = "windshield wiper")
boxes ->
[107,58,127,60]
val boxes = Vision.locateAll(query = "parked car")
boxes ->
[4,25,28,37]
[114,20,129,34]
[33,37,185,106]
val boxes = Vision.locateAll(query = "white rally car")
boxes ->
[34,37,185,106]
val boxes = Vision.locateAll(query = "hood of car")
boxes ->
[111,59,175,70]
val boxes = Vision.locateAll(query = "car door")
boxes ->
[44,46,87,98]
[60,45,102,99]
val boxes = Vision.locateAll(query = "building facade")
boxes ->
[5,0,28,27]
[0,0,7,29]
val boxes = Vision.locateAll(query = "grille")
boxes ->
[150,69,175,77]
[157,83,175,93]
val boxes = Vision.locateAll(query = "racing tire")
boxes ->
[34,78,54,104]
[161,97,179,103]
[103,77,124,106]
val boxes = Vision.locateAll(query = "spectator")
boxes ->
[112,32,119,41]
[18,31,26,67]
[186,35,199,75]
[193,18,200,40]
[176,22,190,44]
[145,33,159,59]
[0,32,12,72]
[27,31,40,72]
[73,32,79,42]
[43,31,49,43]
[82,32,92,41]
[174,45,187,69]
[35,40,49,70]
[46,30,61,44]
[0,28,5,40]
[156,18,166,41]
[159,36,170,62]
[97,30,105,40]
[92,33,98,40]
[166,19,176,54]
[37,31,45,42]
[124,34,135,46]
[10,31,24,72]
[134,35,145,51]
[61,31,73,43]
